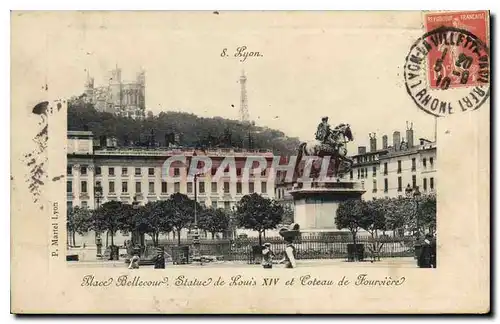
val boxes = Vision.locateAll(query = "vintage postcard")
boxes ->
[10,11,490,314]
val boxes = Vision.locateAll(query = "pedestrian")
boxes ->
[261,243,274,269]
[418,234,433,268]
[128,251,140,269]
[278,223,300,269]
[430,234,437,268]
[153,247,166,269]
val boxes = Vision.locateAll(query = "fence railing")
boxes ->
[153,235,415,262]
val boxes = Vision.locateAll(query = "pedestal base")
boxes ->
[290,181,365,231]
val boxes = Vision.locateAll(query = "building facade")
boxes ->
[274,124,437,205]
[67,131,276,244]
[84,66,146,119]
[348,125,437,201]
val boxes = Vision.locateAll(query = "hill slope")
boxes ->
[68,97,301,155]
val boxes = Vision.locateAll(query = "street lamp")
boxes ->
[405,184,422,236]
[94,184,103,256]
[192,173,203,265]
[231,205,238,240]
[132,194,141,247]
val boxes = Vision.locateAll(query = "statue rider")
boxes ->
[315,117,331,145]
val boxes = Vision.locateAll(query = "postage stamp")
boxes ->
[10,11,490,314]
[424,11,490,90]
[404,11,490,117]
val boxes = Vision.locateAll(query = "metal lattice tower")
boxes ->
[239,70,249,122]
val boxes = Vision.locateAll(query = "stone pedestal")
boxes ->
[289,181,365,232]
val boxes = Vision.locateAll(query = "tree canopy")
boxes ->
[91,201,131,246]
[198,207,230,239]
[67,206,92,246]
[68,96,300,155]
[235,193,284,245]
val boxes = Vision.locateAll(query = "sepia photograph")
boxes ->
[10,10,490,313]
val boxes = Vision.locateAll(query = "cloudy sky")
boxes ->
[13,11,438,148]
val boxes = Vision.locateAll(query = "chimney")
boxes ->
[382,135,388,149]
[406,121,414,148]
[393,131,401,151]
[358,146,367,155]
[369,133,377,152]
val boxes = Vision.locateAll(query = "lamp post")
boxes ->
[405,184,422,237]
[406,184,422,260]
[231,205,238,240]
[94,184,103,256]
[132,194,141,247]
[192,173,203,265]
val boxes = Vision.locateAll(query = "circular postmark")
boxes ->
[404,26,490,117]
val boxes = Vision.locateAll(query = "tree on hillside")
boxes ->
[91,201,130,247]
[67,206,92,246]
[169,193,196,245]
[198,208,230,239]
[235,193,283,245]
[67,98,300,154]
[335,199,365,255]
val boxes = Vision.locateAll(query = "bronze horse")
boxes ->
[294,123,354,180]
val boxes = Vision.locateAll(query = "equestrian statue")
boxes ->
[294,116,354,180]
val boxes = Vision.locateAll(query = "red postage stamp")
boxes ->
[424,11,490,90]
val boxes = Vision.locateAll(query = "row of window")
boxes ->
[75,199,233,210]
[371,176,435,193]
[350,157,435,179]
[68,166,167,177]
[68,165,270,177]
[68,180,268,195]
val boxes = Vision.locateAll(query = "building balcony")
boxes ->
[79,192,90,199]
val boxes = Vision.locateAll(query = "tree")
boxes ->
[91,201,130,246]
[335,199,364,259]
[360,199,387,260]
[281,204,294,225]
[235,193,283,245]
[418,194,436,235]
[131,201,174,246]
[67,98,301,155]
[169,193,196,245]
[360,200,387,236]
[198,208,230,239]
[383,197,416,237]
[67,206,92,246]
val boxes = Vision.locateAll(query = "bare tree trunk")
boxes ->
[106,231,109,247]
[258,231,262,246]
[110,231,114,246]
[211,232,215,239]
[73,232,76,247]
[177,230,181,245]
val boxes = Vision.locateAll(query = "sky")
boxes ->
[13,11,438,149]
